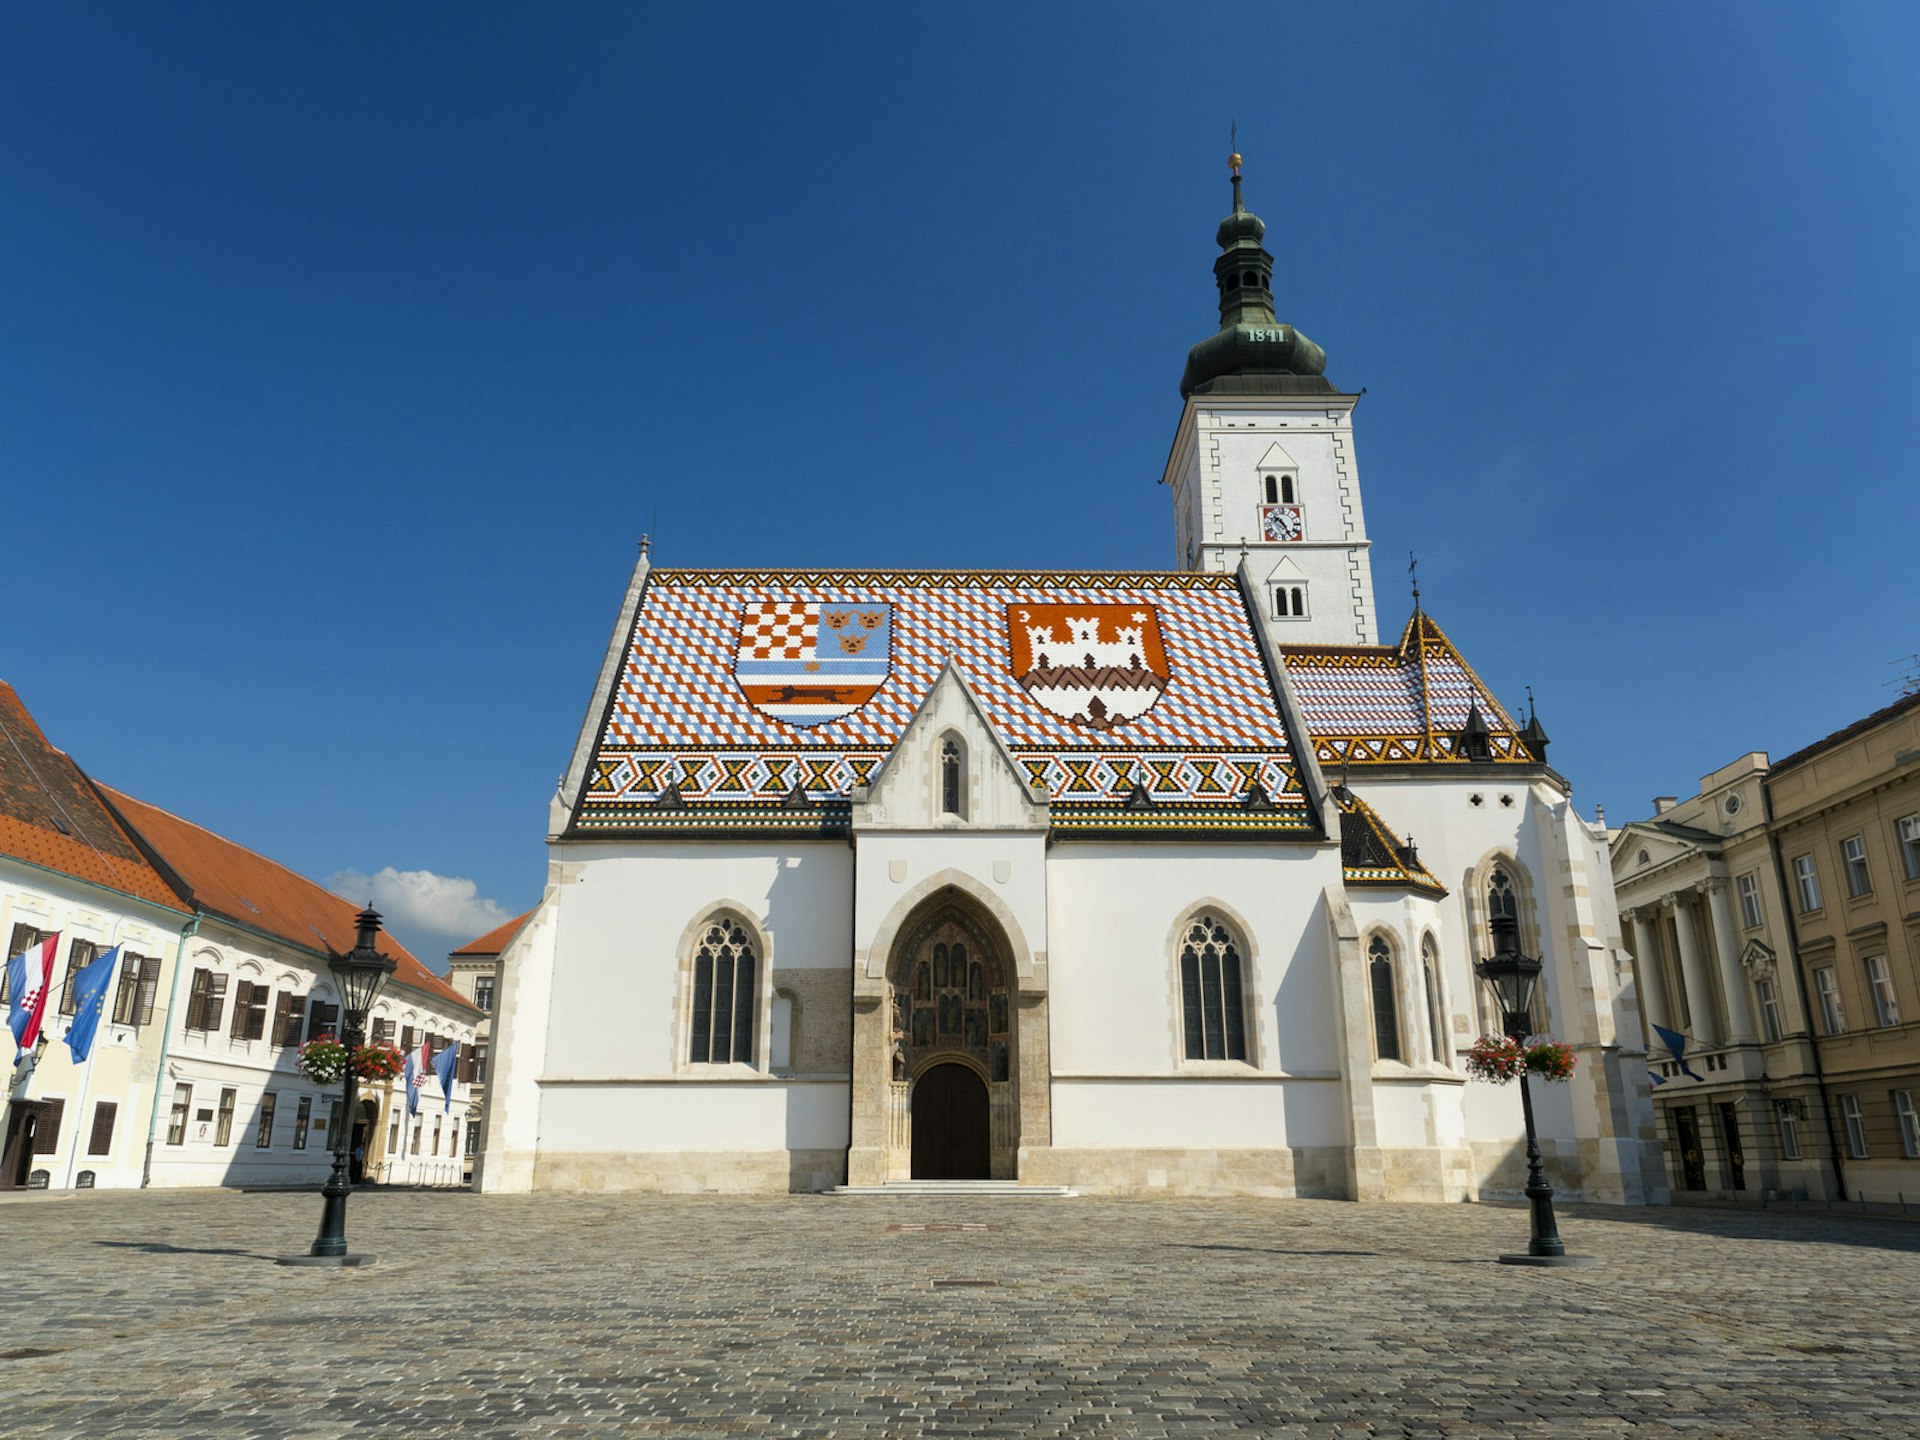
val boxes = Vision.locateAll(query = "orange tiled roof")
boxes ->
[98,786,478,1018]
[0,682,189,914]
[450,910,531,959]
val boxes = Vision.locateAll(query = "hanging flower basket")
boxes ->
[1465,1034,1577,1084]
[352,1041,404,1082]
[297,1033,349,1086]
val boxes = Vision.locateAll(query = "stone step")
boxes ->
[827,1180,1078,1197]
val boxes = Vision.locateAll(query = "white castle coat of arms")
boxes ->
[1006,603,1170,731]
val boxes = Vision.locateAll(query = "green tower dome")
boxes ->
[1180,156,1332,399]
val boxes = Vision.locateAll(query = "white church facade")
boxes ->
[481,160,1666,1204]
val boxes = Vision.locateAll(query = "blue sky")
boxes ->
[4,4,1915,961]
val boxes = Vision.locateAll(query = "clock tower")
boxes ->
[1162,152,1379,648]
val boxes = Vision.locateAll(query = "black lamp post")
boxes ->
[1474,912,1595,1268]
[280,907,395,1269]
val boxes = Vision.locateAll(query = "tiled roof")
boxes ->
[1334,788,1447,896]
[98,786,478,1018]
[450,910,531,959]
[0,682,188,913]
[576,569,1314,836]
[1279,611,1532,767]
[1769,688,1920,775]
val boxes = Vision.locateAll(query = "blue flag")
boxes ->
[65,945,122,1064]
[1652,1023,1706,1082]
[434,1040,460,1112]
[403,1050,421,1116]
[1647,1067,1667,1087]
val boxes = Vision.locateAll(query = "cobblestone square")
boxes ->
[6,1188,1918,1438]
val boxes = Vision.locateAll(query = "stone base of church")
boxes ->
[523,1148,848,1194]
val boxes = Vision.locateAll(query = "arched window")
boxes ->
[1263,475,1278,504]
[1272,585,1307,619]
[1480,864,1546,1033]
[1280,474,1295,504]
[940,735,967,819]
[1368,934,1401,1061]
[1243,270,1260,288]
[688,917,757,1064]
[1226,273,1241,291]
[1488,868,1517,927]
[1421,934,1446,1064]
[1179,914,1248,1061]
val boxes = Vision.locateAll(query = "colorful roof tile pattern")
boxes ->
[1334,788,1447,896]
[1279,612,1531,768]
[577,569,1314,836]
[0,681,188,914]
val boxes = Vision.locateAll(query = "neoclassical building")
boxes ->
[482,160,1663,1202]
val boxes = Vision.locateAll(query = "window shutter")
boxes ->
[60,940,96,1016]
[400,1024,415,1053]
[34,1098,65,1155]
[112,959,141,1026]
[229,980,252,1038]
[87,1102,117,1156]
[135,955,160,1025]
[272,992,295,1046]
[203,973,228,1033]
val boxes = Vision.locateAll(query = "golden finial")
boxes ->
[1229,120,1241,178]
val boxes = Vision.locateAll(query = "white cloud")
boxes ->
[328,866,512,945]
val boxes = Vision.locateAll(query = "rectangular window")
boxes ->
[1793,855,1822,913]
[231,981,269,1041]
[1900,815,1920,883]
[186,969,228,1033]
[326,1099,342,1146]
[1779,1108,1802,1161]
[272,992,305,1046]
[371,1017,395,1046]
[255,1092,277,1148]
[1736,873,1764,930]
[166,1084,191,1146]
[32,1098,65,1155]
[58,939,98,1016]
[214,1087,237,1147]
[306,1001,339,1042]
[1865,955,1900,1027]
[472,1041,489,1086]
[1815,966,1845,1035]
[1894,1090,1920,1159]
[400,1024,416,1053]
[432,1117,443,1156]
[110,954,143,1026]
[388,1114,400,1153]
[410,1119,422,1156]
[1841,836,1872,898]
[1841,1093,1869,1159]
[293,1096,312,1150]
[465,1120,481,1156]
[474,975,495,1012]
[87,1101,117,1156]
[1754,977,1784,1043]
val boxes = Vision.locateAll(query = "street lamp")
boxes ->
[280,907,395,1268]
[1474,912,1595,1269]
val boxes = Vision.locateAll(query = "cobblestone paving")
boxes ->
[5,1187,1918,1437]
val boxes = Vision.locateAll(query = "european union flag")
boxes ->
[65,945,122,1064]
[1652,1023,1706,1082]
[433,1040,460,1113]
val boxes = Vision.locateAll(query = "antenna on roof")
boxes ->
[1887,653,1920,697]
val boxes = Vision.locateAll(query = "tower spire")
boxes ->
[1180,145,1330,398]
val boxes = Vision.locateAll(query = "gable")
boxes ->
[1255,442,1299,471]
[860,667,1045,830]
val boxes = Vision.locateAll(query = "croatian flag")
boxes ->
[403,1047,423,1116]
[433,1040,460,1113]
[6,932,59,1055]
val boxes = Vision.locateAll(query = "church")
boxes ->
[480,158,1666,1204]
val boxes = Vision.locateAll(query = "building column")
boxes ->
[1666,894,1719,1047]
[1703,879,1757,1044]
[1627,908,1672,1032]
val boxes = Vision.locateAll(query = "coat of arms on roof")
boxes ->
[1006,604,1170,732]
[734,600,892,727]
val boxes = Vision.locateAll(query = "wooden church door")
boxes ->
[910,1063,990,1179]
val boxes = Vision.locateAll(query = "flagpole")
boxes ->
[62,1019,99,1191]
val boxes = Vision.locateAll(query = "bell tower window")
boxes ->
[1272,584,1307,619]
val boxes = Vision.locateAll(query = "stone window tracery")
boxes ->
[1179,913,1248,1061]
[1368,934,1402,1062]
[940,735,967,819]
[688,917,757,1065]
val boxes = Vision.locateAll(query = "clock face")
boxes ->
[1259,504,1304,542]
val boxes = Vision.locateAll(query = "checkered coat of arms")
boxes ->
[734,600,893,726]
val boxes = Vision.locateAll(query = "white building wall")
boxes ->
[0,865,185,1191]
